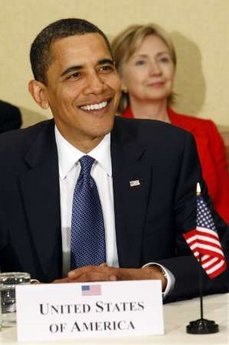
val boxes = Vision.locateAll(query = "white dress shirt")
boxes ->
[55,127,118,276]
[55,126,174,296]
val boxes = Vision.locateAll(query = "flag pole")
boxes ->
[186,263,219,334]
[199,254,204,320]
[197,184,204,320]
[186,183,219,334]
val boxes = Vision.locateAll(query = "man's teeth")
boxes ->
[80,101,107,111]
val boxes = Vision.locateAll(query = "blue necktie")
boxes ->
[71,155,106,268]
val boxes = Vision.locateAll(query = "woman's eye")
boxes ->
[135,60,146,66]
[159,56,171,63]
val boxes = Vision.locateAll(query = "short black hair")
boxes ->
[30,18,112,84]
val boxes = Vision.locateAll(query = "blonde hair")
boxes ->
[111,24,177,113]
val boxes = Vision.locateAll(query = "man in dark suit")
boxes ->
[0,18,228,303]
[0,100,22,132]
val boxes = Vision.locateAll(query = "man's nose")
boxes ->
[84,72,105,94]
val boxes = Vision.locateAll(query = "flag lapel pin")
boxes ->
[129,180,141,187]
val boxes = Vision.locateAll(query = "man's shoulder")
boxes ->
[113,115,193,141]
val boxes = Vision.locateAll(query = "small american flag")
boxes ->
[183,184,227,279]
[81,284,101,296]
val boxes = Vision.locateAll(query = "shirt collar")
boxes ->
[55,126,112,179]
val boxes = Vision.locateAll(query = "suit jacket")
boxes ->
[0,100,22,133]
[0,117,228,302]
[122,106,229,224]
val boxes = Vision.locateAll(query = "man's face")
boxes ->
[33,33,121,151]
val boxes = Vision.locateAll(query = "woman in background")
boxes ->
[111,23,229,224]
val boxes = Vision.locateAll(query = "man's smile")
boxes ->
[80,100,108,111]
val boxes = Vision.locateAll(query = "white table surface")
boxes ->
[1,293,228,345]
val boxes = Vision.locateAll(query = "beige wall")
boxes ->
[0,0,229,127]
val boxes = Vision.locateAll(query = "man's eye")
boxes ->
[99,65,114,73]
[67,72,81,80]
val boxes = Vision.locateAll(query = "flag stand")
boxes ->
[186,256,219,334]
[184,182,226,334]
[186,318,219,334]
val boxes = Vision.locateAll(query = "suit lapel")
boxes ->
[19,121,61,280]
[17,117,153,275]
[111,118,152,268]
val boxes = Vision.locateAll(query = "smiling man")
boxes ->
[0,18,228,303]
[29,31,121,152]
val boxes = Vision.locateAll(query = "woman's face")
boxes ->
[121,34,175,105]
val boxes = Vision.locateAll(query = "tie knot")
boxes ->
[79,155,95,175]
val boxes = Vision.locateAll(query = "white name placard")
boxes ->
[16,280,164,342]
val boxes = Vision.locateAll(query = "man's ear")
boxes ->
[28,80,49,109]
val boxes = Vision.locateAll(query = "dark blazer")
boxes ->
[0,117,228,302]
[0,100,22,133]
[123,106,229,224]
